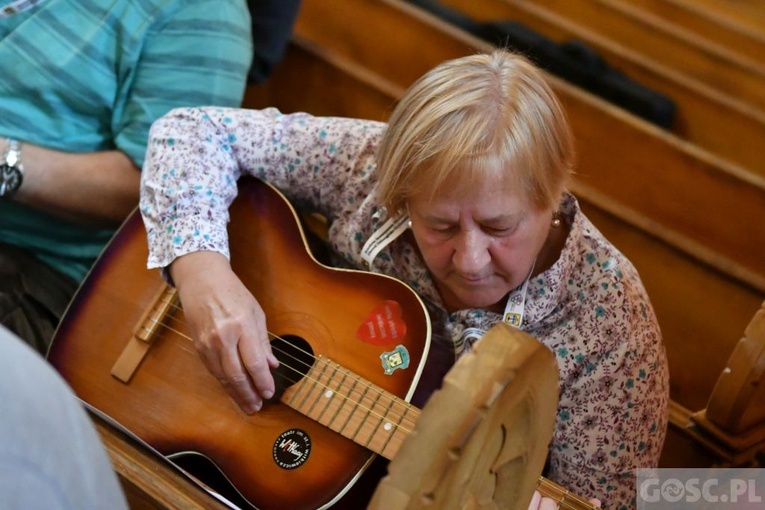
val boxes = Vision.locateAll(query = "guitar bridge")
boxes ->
[111,283,179,383]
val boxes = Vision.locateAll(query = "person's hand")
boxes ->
[169,251,279,414]
[528,490,602,509]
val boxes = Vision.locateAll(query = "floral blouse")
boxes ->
[140,107,669,509]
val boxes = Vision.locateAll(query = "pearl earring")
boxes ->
[551,213,561,228]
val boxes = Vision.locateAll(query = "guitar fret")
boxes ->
[281,357,423,460]
[536,477,598,510]
[305,359,337,420]
[326,366,357,430]
[363,394,391,449]
[377,397,409,458]
[351,387,383,444]
[314,360,348,424]
[288,355,331,413]
[337,377,370,437]
[372,398,421,459]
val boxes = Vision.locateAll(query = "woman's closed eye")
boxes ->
[482,223,519,237]
[428,224,458,236]
[425,223,518,238]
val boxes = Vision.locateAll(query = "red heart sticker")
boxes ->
[356,300,407,345]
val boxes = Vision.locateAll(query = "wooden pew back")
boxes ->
[482,0,765,112]
[706,300,765,434]
[431,0,765,176]
[655,0,765,39]
[622,0,765,67]
[293,0,765,293]
[665,300,765,467]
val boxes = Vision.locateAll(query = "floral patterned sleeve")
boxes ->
[521,207,669,509]
[546,272,669,509]
[140,106,385,269]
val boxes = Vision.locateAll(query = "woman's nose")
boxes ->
[452,229,491,274]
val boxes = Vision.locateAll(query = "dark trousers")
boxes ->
[0,243,78,354]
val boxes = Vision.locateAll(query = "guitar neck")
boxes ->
[281,355,598,510]
[535,477,599,510]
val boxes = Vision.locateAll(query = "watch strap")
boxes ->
[1,138,24,198]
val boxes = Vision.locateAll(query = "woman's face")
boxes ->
[408,174,554,313]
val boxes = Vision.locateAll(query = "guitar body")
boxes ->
[48,177,431,509]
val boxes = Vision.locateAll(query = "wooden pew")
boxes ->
[659,0,765,38]
[245,32,763,423]
[664,300,765,467]
[621,0,765,67]
[432,0,765,175]
[292,0,765,299]
[244,39,404,121]
[477,0,765,113]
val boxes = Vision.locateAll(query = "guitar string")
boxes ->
[147,300,593,509]
[153,315,419,443]
[158,300,419,425]
[149,304,420,435]
[535,478,596,509]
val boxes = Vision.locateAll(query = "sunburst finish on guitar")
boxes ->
[48,177,432,509]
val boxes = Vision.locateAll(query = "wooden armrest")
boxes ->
[706,300,765,433]
[690,409,765,452]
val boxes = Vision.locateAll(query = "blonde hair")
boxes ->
[376,50,574,214]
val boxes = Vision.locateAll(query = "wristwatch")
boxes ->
[0,138,24,198]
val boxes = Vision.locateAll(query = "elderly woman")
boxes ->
[140,49,668,509]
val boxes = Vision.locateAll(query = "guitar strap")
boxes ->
[360,213,411,270]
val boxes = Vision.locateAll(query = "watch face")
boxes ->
[0,163,23,197]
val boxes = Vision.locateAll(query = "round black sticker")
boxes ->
[272,429,311,469]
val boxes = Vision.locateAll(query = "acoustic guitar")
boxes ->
[48,177,596,509]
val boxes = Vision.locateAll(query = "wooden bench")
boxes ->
[621,0,765,67]
[664,299,765,467]
[431,0,765,175]
[474,0,765,112]
[650,0,765,39]
[291,0,765,296]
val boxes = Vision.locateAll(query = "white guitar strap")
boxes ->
[360,213,411,270]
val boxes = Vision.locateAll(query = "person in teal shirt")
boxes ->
[0,0,254,353]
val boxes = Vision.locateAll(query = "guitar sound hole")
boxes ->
[269,335,314,400]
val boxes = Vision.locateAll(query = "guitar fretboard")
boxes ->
[282,356,417,460]
[281,355,597,510]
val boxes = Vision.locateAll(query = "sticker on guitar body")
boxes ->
[272,429,312,469]
[380,345,410,375]
[355,300,407,345]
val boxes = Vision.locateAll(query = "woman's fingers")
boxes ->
[239,327,277,402]
[171,251,276,414]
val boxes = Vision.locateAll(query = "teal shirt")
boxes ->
[0,0,253,282]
